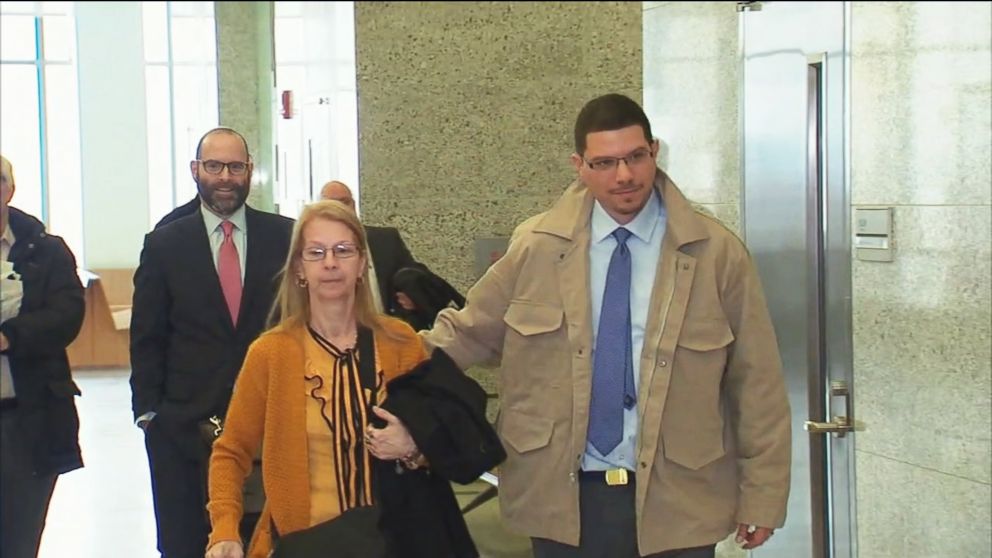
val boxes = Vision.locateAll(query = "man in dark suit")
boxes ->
[319,181,463,330]
[130,128,294,558]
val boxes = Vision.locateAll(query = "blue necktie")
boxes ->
[588,227,635,455]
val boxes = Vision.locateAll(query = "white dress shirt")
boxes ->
[1,226,19,399]
[201,203,247,281]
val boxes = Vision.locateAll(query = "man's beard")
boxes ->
[197,179,249,217]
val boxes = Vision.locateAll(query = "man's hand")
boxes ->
[395,291,416,311]
[205,540,243,558]
[736,524,774,549]
[0,332,8,352]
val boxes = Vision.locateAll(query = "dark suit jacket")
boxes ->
[153,196,201,230]
[365,225,423,316]
[129,205,293,459]
[1,208,85,476]
[366,226,464,328]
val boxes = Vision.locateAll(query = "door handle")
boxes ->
[804,416,864,436]
[804,381,866,438]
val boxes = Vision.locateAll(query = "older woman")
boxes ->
[205,200,427,558]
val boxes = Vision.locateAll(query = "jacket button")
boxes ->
[658,360,668,367]
[640,462,647,468]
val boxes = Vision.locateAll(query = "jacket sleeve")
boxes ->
[0,237,84,358]
[720,243,792,528]
[207,340,269,547]
[128,233,170,419]
[420,226,523,370]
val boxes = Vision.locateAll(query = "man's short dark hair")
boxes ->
[195,127,251,160]
[573,93,653,155]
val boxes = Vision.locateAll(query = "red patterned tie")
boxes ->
[218,220,242,325]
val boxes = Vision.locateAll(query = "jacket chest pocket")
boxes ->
[501,300,569,409]
[663,318,734,470]
[503,300,564,337]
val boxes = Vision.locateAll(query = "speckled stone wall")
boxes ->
[850,3,991,557]
[215,1,276,211]
[355,1,642,294]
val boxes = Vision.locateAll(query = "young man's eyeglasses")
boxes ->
[301,243,360,262]
[197,160,250,176]
[583,148,654,172]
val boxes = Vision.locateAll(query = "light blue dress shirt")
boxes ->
[582,189,667,472]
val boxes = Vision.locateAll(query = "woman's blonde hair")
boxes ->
[269,200,391,336]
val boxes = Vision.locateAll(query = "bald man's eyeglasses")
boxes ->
[198,160,249,176]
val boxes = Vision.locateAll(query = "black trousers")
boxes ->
[0,407,58,558]
[531,473,716,558]
[144,422,211,558]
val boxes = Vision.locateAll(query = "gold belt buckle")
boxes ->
[605,468,629,486]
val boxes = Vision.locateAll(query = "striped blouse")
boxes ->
[303,329,385,526]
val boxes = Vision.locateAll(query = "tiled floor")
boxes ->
[37,368,532,558]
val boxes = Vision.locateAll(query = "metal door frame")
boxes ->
[738,2,858,557]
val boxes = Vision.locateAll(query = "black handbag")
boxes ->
[270,505,389,558]
[271,326,390,558]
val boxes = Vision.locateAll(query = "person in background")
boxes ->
[129,128,294,558]
[154,195,200,230]
[205,200,427,558]
[422,94,791,558]
[319,181,464,331]
[0,154,85,558]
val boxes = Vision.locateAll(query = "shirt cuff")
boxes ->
[135,411,157,427]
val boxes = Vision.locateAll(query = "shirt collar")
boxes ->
[591,186,663,244]
[200,202,247,234]
[1,224,14,247]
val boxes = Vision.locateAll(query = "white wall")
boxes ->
[76,2,149,268]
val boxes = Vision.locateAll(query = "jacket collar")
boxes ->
[7,206,45,241]
[532,169,709,250]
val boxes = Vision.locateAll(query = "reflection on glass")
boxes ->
[44,64,84,263]
[0,64,43,219]
[142,0,218,220]
[0,1,35,14]
[1,14,37,61]
[41,15,72,61]
[171,14,216,63]
[142,1,169,64]
[145,65,173,227]
[172,64,218,203]
[273,2,358,217]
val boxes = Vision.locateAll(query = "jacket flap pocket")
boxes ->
[504,301,564,336]
[500,410,554,454]
[663,434,726,470]
[677,318,734,351]
[47,380,82,398]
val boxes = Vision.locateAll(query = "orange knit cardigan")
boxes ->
[206,318,428,558]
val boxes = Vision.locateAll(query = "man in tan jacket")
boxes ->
[423,94,791,558]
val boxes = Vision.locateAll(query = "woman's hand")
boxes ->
[365,406,418,462]
[205,540,243,558]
